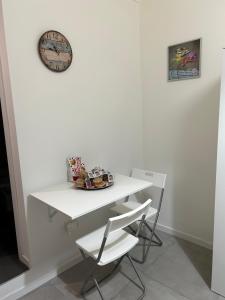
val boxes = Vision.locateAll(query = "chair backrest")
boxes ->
[128,168,167,211]
[104,199,152,238]
[132,168,167,189]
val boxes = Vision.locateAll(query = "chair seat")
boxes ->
[76,226,139,266]
[111,201,157,220]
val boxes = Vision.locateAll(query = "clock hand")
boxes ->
[48,45,60,55]
[54,45,60,55]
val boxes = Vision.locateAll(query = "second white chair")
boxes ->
[111,168,167,263]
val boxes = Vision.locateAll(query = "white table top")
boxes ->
[30,174,152,220]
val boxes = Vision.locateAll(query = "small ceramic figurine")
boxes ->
[67,157,113,189]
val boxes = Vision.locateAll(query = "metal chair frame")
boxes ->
[110,169,166,264]
[131,188,165,264]
[78,200,151,300]
[80,251,145,300]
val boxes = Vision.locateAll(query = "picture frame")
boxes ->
[168,38,201,81]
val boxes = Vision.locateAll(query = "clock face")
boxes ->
[38,30,73,72]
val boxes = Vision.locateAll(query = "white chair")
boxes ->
[75,198,152,300]
[111,168,167,263]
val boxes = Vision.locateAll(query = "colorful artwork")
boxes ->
[168,39,201,81]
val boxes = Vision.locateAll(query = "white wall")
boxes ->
[212,50,225,297]
[0,0,143,297]
[140,0,225,247]
[1,0,224,298]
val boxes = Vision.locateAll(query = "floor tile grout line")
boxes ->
[113,266,193,300]
[19,231,219,300]
[133,266,194,300]
[136,261,219,300]
[131,236,216,300]
[148,277,193,300]
[53,263,134,300]
[123,236,177,271]
[147,237,178,266]
[135,236,178,270]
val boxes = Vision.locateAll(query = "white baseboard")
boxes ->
[155,222,213,250]
[0,253,82,300]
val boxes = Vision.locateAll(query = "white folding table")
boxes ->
[30,174,152,223]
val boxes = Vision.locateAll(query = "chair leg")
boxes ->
[142,219,158,263]
[93,255,124,289]
[81,274,105,300]
[93,277,104,300]
[128,223,162,246]
[80,256,124,298]
[81,254,145,300]
[131,219,159,264]
[126,254,146,300]
[144,221,163,246]
[128,225,137,235]
[141,236,161,246]
[80,265,97,296]
[80,248,87,259]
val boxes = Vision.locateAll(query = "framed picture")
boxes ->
[168,38,201,81]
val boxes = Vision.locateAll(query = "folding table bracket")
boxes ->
[64,219,79,235]
[48,206,78,234]
[48,207,58,222]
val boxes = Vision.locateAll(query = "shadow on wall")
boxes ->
[171,79,220,246]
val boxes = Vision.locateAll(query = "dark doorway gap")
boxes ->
[0,101,27,285]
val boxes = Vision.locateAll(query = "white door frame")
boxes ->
[0,1,30,266]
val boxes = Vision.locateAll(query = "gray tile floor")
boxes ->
[20,231,224,300]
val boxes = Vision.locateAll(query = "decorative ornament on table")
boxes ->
[67,156,84,182]
[67,157,114,190]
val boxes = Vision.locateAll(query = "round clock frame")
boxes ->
[38,30,73,73]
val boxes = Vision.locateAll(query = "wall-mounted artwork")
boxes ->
[168,39,201,81]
